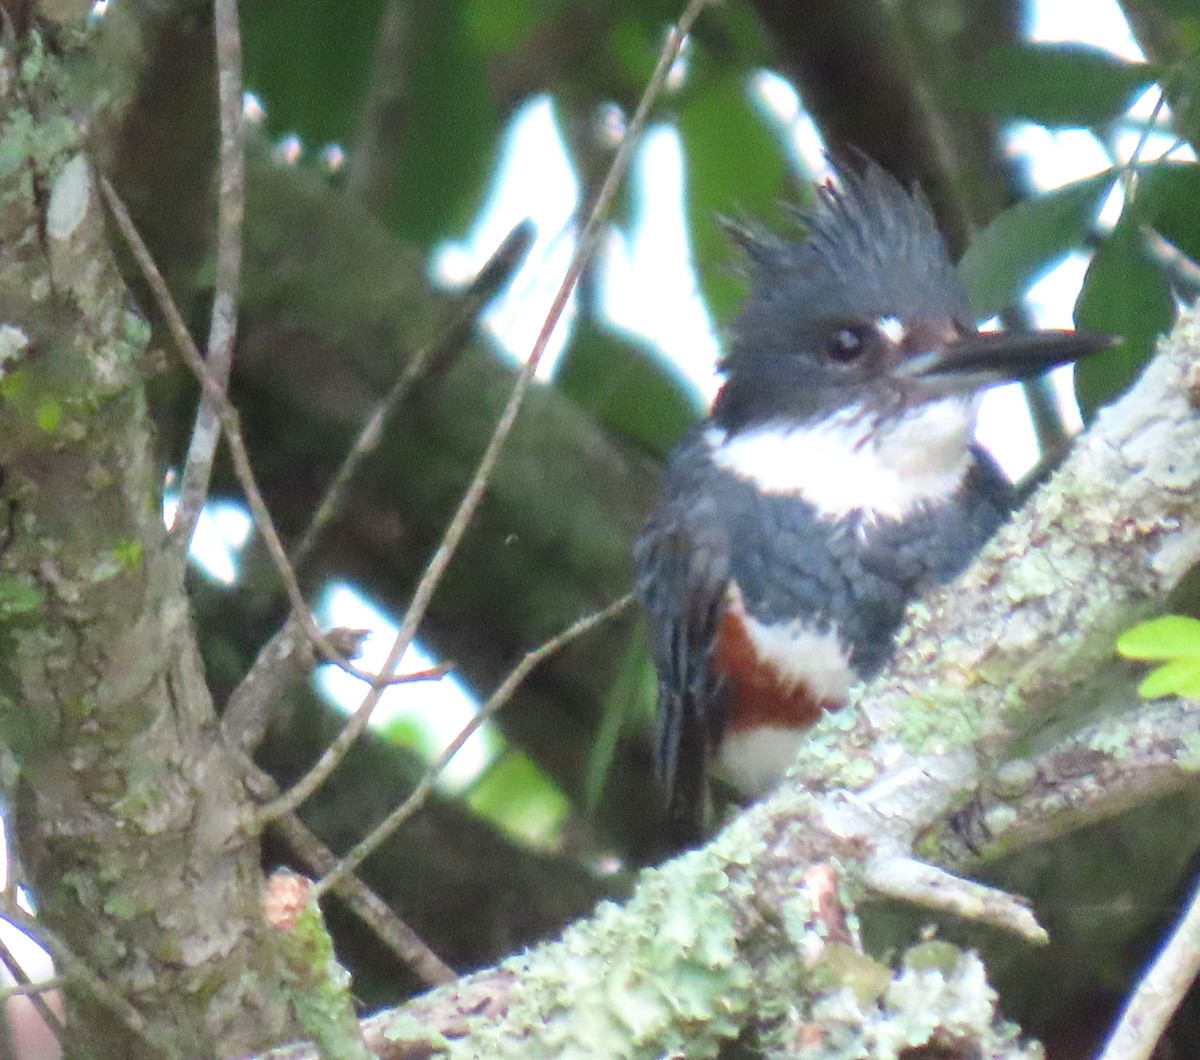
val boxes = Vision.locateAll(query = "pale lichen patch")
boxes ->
[0,325,28,375]
[47,152,92,241]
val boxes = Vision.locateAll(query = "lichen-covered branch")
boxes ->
[270,848,1034,1060]
[261,306,1200,1058]
[929,694,1200,863]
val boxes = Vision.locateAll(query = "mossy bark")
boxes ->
[0,29,291,1058]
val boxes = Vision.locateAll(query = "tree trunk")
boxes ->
[0,28,292,1058]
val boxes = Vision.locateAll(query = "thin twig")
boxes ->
[313,595,632,898]
[863,852,1046,944]
[289,218,536,573]
[345,0,412,209]
[0,928,64,1038]
[98,175,433,692]
[271,813,457,986]
[1098,866,1200,1060]
[170,0,245,558]
[222,620,376,753]
[235,753,456,985]
[0,976,66,1000]
[1122,86,1169,200]
[0,901,159,1051]
[223,222,530,751]
[257,0,709,828]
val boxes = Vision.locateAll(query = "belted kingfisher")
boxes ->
[635,160,1110,840]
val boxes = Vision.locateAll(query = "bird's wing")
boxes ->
[634,461,732,840]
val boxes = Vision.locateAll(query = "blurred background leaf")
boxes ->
[960,170,1115,318]
[1075,208,1176,418]
[955,42,1158,126]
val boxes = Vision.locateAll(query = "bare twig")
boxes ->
[289,218,536,574]
[223,222,530,751]
[0,902,159,1051]
[0,928,64,1039]
[0,976,66,1000]
[235,754,456,985]
[1098,864,1200,1060]
[98,175,436,692]
[345,0,412,209]
[863,853,1046,943]
[270,812,457,986]
[313,595,632,899]
[222,621,381,753]
[170,0,245,557]
[258,0,710,828]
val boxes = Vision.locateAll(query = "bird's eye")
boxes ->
[827,326,869,363]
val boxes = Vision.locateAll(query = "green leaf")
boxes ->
[242,0,386,146]
[677,66,789,324]
[465,751,568,849]
[1136,161,1200,265]
[1138,658,1200,699]
[584,619,657,811]
[1152,0,1200,17]
[959,172,1114,318]
[1074,215,1176,419]
[461,0,541,55]
[244,0,497,245]
[1116,615,1200,660]
[376,715,429,753]
[379,5,497,243]
[608,15,661,88]
[956,43,1157,127]
[554,320,702,459]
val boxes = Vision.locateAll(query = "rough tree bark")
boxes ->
[0,30,294,1060]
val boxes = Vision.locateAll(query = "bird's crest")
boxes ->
[722,161,971,377]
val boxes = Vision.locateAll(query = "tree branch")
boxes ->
[312,595,633,898]
[930,695,1200,863]
[263,301,1200,1057]
[98,175,437,691]
[1,47,290,1051]
[1099,861,1200,1060]
[170,0,245,555]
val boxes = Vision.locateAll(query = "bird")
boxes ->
[634,159,1111,842]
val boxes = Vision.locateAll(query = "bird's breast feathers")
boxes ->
[704,396,978,524]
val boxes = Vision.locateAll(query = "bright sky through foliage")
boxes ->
[431,96,580,375]
[598,125,721,400]
[434,0,1165,485]
[314,585,496,792]
[163,492,252,586]
[1030,0,1141,57]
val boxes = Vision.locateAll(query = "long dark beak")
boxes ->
[897,329,1117,392]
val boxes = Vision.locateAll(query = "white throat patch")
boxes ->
[706,398,977,522]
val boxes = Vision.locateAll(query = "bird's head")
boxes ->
[711,161,1111,433]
